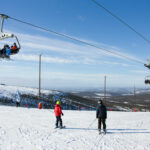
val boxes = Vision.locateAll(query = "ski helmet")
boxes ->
[56,101,60,105]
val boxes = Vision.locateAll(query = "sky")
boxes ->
[0,0,150,90]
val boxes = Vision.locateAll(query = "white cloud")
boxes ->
[12,53,136,67]
[4,30,144,64]
[0,29,145,69]
[103,61,132,67]
[13,54,79,64]
[0,64,17,71]
[130,70,149,74]
[40,71,146,87]
[42,71,142,80]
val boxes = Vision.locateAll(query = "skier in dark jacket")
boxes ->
[96,100,107,134]
[54,101,64,128]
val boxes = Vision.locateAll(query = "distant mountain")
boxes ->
[0,84,150,111]
[70,87,150,98]
[0,84,95,110]
[69,87,150,112]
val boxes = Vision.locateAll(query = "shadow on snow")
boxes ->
[62,127,150,134]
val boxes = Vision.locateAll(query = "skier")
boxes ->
[54,101,64,128]
[96,99,107,134]
[16,90,21,107]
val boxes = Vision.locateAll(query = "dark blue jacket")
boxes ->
[96,104,107,119]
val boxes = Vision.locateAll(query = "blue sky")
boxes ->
[0,0,150,90]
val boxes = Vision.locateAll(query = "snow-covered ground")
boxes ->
[0,106,150,150]
[0,85,59,99]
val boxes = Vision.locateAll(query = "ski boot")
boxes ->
[55,126,59,129]
[103,129,106,134]
[98,129,101,134]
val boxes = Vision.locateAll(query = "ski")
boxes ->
[54,126,66,129]
[98,130,106,135]
[59,126,66,129]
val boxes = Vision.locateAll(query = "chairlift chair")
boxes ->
[0,14,21,58]
[144,64,150,69]
[145,76,150,84]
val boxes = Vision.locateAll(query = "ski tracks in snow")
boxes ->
[0,125,35,150]
[0,107,150,150]
[98,130,150,150]
[18,124,61,150]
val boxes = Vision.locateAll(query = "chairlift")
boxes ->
[144,63,150,69]
[145,76,150,84]
[0,14,21,58]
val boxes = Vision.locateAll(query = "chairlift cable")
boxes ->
[91,0,150,44]
[1,14,145,64]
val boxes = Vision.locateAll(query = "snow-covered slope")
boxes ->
[0,84,58,99]
[0,106,150,150]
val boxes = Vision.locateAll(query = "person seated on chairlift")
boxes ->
[0,44,9,56]
[7,43,18,55]
[6,45,13,56]
[0,43,18,57]
[11,43,17,51]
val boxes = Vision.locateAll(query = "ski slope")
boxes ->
[0,106,150,150]
[0,84,58,99]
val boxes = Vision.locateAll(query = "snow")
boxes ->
[0,85,59,99]
[0,105,150,150]
[95,93,111,97]
[122,93,133,96]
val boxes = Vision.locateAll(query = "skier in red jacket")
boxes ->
[54,101,64,128]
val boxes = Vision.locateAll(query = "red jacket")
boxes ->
[11,45,17,50]
[54,104,62,116]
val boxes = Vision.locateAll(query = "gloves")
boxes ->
[62,113,64,116]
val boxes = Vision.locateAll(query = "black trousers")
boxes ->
[98,118,106,130]
[56,116,62,127]
[16,102,20,107]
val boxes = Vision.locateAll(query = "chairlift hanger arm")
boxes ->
[0,33,14,40]
[0,14,14,39]
[0,14,8,33]
[14,35,21,49]
[0,14,21,59]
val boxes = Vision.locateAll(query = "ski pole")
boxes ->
[88,118,97,129]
